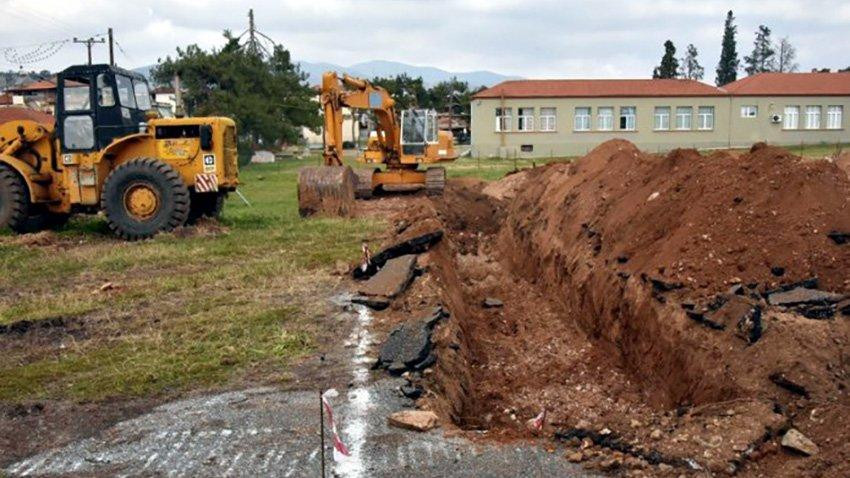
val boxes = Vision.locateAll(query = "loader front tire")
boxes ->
[102,159,190,240]
[0,164,32,233]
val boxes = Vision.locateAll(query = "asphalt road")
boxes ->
[5,304,593,478]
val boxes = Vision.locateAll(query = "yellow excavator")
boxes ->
[298,71,457,213]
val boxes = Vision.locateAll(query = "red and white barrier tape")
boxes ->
[321,389,351,461]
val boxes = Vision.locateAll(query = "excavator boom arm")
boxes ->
[321,72,399,166]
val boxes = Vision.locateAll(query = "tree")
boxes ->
[426,77,474,113]
[679,44,705,80]
[153,31,320,153]
[775,37,798,73]
[716,10,740,86]
[744,25,776,75]
[370,74,428,110]
[653,40,679,79]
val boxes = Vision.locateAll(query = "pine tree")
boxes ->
[653,40,679,79]
[744,25,776,75]
[679,44,705,80]
[775,37,798,73]
[715,10,739,86]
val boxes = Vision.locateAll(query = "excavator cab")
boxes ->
[400,109,438,156]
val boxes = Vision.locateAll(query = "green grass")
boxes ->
[0,157,380,402]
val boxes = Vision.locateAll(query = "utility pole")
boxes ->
[108,28,114,66]
[73,36,106,65]
[247,9,257,55]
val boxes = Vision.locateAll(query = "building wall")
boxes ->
[728,96,849,148]
[471,95,849,157]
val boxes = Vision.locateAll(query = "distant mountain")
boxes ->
[133,60,518,88]
[297,60,518,87]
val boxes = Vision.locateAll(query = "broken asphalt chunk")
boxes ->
[353,231,443,280]
[377,307,448,374]
[769,372,810,398]
[766,287,844,307]
[357,254,418,298]
[827,230,850,245]
[350,295,391,311]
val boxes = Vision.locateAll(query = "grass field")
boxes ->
[0,158,380,402]
[0,140,843,404]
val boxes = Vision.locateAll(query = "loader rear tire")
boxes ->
[101,158,190,240]
[0,164,32,233]
[187,191,226,224]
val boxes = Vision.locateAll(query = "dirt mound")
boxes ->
[836,152,850,178]
[481,169,530,200]
[404,140,850,476]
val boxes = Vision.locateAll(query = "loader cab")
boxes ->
[55,64,153,153]
[400,109,438,156]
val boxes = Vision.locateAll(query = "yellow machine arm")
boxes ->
[321,72,400,166]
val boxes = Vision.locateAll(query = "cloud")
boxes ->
[0,0,847,81]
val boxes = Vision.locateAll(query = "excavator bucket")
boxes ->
[297,166,357,217]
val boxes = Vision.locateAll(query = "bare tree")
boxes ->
[678,44,705,80]
[776,37,799,73]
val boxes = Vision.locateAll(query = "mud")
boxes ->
[384,140,850,476]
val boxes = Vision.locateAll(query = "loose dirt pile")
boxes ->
[387,140,850,477]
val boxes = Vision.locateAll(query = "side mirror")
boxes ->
[200,125,213,150]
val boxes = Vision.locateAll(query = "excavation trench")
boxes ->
[393,140,850,475]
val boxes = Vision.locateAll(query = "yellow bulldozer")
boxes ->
[0,63,238,239]
[298,72,457,215]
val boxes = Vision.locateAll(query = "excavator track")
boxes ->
[425,167,446,196]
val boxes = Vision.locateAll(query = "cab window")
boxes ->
[134,79,152,110]
[97,74,115,107]
[63,79,91,111]
[63,115,94,150]
[115,74,136,109]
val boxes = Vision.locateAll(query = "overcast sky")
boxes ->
[1,0,849,83]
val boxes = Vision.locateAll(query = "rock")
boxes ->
[482,297,504,308]
[648,277,684,293]
[600,428,612,435]
[770,266,786,277]
[566,451,585,463]
[377,307,449,374]
[353,231,443,280]
[387,410,439,432]
[647,191,660,202]
[350,295,391,311]
[837,299,850,316]
[781,428,819,456]
[629,419,642,428]
[827,231,850,245]
[767,287,845,307]
[650,429,663,440]
[357,254,418,298]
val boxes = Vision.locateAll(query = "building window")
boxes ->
[741,105,758,118]
[698,106,714,130]
[675,106,692,130]
[805,106,822,129]
[495,107,512,132]
[517,107,534,132]
[539,107,556,132]
[783,106,799,129]
[653,107,670,130]
[619,106,636,130]
[597,107,613,131]
[574,107,591,131]
[827,105,843,130]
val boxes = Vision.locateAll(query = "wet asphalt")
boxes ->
[5,305,593,478]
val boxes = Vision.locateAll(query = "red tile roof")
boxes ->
[0,107,54,126]
[473,79,725,99]
[723,72,850,96]
[0,93,12,106]
[4,80,57,93]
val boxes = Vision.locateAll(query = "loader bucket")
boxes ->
[297,166,357,217]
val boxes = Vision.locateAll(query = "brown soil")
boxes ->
[383,140,850,476]
[836,152,850,178]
